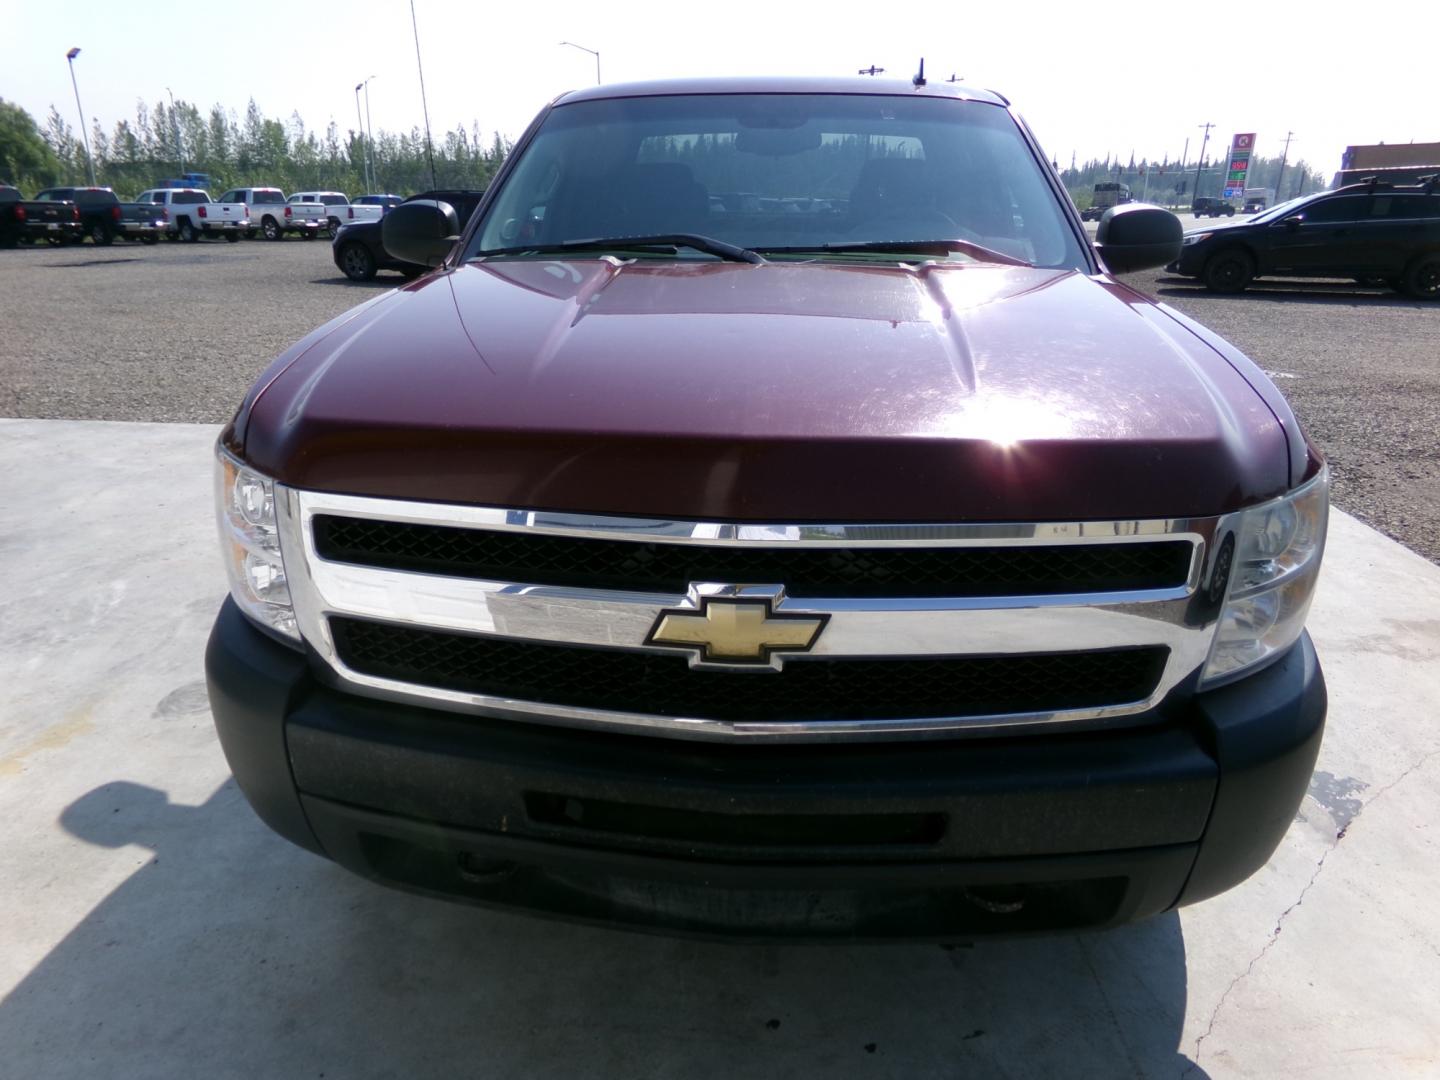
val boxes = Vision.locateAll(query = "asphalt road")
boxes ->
[2,232,1437,561]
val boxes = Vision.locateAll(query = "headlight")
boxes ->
[1201,468,1328,687]
[215,446,300,643]
[1181,233,1212,246]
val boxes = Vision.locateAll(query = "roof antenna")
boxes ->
[913,58,927,87]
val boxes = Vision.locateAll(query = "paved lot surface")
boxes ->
[3,418,1438,1079]
[2,231,1437,561]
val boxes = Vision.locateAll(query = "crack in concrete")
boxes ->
[1182,746,1440,1077]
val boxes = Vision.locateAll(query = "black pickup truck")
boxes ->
[32,186,168,245]
[0,185,84,247]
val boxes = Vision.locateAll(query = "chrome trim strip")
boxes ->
[277,486,1227,742]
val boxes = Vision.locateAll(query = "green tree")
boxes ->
[0,99,62,188]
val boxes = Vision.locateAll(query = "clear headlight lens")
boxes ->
[1201,468,1328,687]
[1181,232,1213,246]
[216,446,299,642]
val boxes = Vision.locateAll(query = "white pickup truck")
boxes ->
[218,187,326,241]
[135,188,250,242]
[289,191,383,236]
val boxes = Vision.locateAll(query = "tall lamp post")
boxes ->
[353,82,372,191]
[362,76,377,192]
[167,86,185,176]
[65,48,96,186]
[559,41,601,85]
[1192,122,1214,207]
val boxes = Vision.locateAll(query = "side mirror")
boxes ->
[383,199,461,268]
[1095,203,1183,274]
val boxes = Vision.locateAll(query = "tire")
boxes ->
[89,222,114,245]
[327,216,341,237]
[178,218,198,243]
[141,235,159,245]
[337,242,377,281]
[225,233,240,243]
[1202,249,1255,294]
[261,217,281,241]
[1402,255,1440,300]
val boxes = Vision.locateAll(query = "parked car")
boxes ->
[32,186,169,245]
[1191,196,1236,218]
[217,187,325,240]
[331,189,486,280]
[354,193,404,214]
[289,191,382,236]
[210,77,1330,943]
[1168,179,1440,297]
[0,185,83,247]
[135,188,249,242]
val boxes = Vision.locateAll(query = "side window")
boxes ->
[1301,196,1368,223]
[1374,195,1430,220]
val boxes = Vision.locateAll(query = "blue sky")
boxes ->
[4,0,1436,178]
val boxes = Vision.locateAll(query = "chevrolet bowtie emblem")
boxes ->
[646,596,828,668]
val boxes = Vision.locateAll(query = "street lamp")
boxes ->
[167,87,185,176]
[65,47,96,186]
[353,81,372,191]
[559,41,601,85]
[362,76,377,192]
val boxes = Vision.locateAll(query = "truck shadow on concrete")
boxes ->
[0,780,1211,1079]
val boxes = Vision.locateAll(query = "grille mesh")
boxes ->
[313,516,1193,598]
[330,617,1168,724]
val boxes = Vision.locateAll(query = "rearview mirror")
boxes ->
[1095,204,1183,274]
[383,199,460,268]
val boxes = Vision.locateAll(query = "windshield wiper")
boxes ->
[476,233,765,265]
[755,239,1032,267]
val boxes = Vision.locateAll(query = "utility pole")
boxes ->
[65,48,96,186]
[167,87,185,176]
[410,0,438,190]
[1193,122,1214,204]
[1273,131,1295,203]
[560,42,601,84]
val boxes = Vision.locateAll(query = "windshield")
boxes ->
[1249,193,1320,224]
[471,93,1085,268]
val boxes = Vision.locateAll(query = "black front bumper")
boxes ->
[206,598,1326,941]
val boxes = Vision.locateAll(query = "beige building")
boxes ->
[1342,142,1440,169]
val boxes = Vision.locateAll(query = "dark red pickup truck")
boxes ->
[207,78,1328,941]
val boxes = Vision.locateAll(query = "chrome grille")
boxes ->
[278,488,1229,742]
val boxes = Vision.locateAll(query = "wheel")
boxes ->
[1202,249,1255,293]
[141,235,159,245]
[327,215,341,237]
[261,217,281,241]
[225,233,240,243]
[338,242,377,281]
[1402,255,1440,300]
[89,222,114,245]
[178,218,198,243]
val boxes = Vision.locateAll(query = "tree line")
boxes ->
[1061,151,1326,209]
[0,96,511,197]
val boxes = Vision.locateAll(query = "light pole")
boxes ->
[362,76,377,192]
[353,82,371,191]
[65,48,96,186]
[167,87,185,176]
[1273,131,1295,203]
[559,41,601,85]
[410,0,438,190]
[1192,122,1214,206]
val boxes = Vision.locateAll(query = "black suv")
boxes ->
[1191,196,1236,218]
[1169,180,1440,297]
[331,189,486,281]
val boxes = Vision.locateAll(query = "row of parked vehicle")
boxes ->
[0,184,404,247]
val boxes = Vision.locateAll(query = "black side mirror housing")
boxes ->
[1095,203,1183,274]
[383,199,461,268]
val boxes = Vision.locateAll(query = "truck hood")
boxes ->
[241,259,1290,522]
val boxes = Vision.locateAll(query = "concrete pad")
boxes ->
[1,417,1437,1079]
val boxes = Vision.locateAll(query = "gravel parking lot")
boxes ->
[2,232,1436,561]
